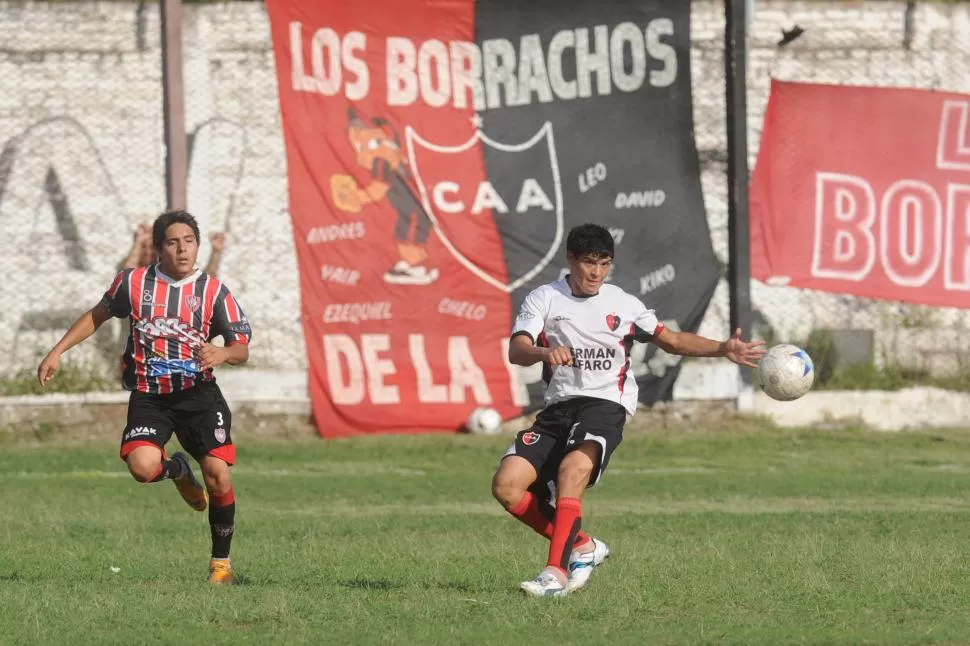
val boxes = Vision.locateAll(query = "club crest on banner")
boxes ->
[405,122,564,293]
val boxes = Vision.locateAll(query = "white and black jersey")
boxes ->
[511,278,662,416]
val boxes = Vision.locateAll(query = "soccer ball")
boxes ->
[465,406,502,434]
[757,344,815,401]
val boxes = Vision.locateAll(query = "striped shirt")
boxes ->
[101,264,252,394]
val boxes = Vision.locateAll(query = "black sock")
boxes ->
[148,459,181,483]
[209,494,235,559]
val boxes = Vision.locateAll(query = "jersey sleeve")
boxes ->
[510,288,547,344]
[100,270,132,318]
[632,299,663,342]
[210,285,253,345]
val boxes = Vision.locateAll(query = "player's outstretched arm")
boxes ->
[652,327,765,368]
[37,302,113,386]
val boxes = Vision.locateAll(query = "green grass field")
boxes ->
[3,422,970,645]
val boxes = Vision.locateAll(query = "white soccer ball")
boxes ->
[466,406,503,435]
[757,343,816,401]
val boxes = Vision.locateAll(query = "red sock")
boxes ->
[547,497,582,574]
[508,493,592,547]
[508,492,553,537]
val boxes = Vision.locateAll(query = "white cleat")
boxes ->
[566,537,610,592]
[519,568,568,598]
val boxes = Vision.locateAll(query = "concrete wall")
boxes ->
[1,0,966,386]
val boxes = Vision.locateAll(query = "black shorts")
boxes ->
[119,381,235,465]
[503,397,626,493]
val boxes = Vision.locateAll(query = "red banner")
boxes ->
[266,0,710,437]
[266,0,519,437]
[750,80,970,308]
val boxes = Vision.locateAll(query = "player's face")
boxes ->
[567,252,612,296]
[157,223,199,279]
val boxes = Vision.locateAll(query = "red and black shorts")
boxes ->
[119,381,235,465]
[503,396,626,492]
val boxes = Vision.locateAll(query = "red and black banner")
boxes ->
[751,80,970,308]
[266,0,717,437]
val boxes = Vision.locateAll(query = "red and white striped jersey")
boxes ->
[101,264,252,395]
[511,279,662,416]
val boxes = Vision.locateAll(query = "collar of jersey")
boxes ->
[561,276,598,299]
[153,263,202,287]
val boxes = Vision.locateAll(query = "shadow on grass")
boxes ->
[338,577,401,591]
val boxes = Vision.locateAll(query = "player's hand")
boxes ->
[197,344,229,371]
[37,352,61,386]
[724,328,766,368]
[209,231,226,252]
[543,345,574,367]
[331,174,363,213]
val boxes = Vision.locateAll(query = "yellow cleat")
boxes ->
[208,559,235,585]
[171,452,207,512]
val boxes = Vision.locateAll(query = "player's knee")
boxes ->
[558,461,593,491]
[491,472,525,510]
[124,444,164,482]
[202,465,232,495]
[561,465,592,485]
[204,471,231,495]
[127,460,159,483]
[199,453,232,489]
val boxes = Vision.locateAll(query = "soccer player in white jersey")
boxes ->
[491,223,765,598]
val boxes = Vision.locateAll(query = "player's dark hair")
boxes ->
[153,209,201,250]
[566,223,614,260]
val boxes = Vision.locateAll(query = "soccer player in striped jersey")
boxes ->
[37,210,252,585]
[115,224,227,379]
[492,223,765,598]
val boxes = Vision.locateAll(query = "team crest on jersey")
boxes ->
[606,313,621,331]
[214,428,226,444]
[184,294,202,312]
[522,430,541,446]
